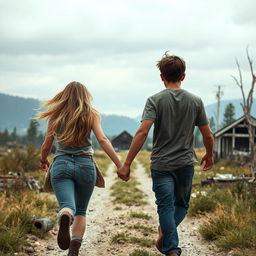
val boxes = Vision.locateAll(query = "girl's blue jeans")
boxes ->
[151,165,194,256]
[50,154,96,217]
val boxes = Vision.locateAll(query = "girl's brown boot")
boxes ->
[67,239,82,256]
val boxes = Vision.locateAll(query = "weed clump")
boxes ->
[111,232,155,247]
[0,191,58,254]
[195,183,256,255]
[130,211,152,220]
[129,249,161,256]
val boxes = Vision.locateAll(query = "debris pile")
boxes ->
[201,173,255,186]
[0,172,42,191]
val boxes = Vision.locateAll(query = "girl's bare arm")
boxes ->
[92,114,122,169]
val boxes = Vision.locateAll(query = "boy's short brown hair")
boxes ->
[157,52,186,83]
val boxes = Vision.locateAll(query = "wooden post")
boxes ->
[232,127,235,152]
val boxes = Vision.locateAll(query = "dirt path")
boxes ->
[38,162,117,256]
[36,161,226,256]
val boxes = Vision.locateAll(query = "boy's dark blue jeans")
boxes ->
[151,165,194,256]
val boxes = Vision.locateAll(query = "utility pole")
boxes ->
[215,85,223,130]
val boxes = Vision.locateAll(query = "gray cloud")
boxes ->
[0,0,255,117]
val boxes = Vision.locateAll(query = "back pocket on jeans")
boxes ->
[79,165,95,184]
[51,160,68,179]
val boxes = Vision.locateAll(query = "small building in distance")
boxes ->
[214,115,256,163]
[111,131,133,151]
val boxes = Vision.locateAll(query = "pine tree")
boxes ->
[209,116,216,132]
[223,103,235,127]
[11,127,17,141]
[27,120,39,146]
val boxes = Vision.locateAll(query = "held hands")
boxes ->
[40,158,50,172]
[200,154,214,171]
[117,163,131,182]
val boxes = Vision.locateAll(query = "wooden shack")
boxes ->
[111,131,133,151]
[214,115,256,162]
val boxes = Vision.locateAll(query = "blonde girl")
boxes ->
[36,81,121,256]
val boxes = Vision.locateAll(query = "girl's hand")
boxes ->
[40,159,50,172]
[117,164,130,182]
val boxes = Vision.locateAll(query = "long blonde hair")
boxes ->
[36,81,98,147]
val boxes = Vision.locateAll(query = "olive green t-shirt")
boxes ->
[141,89,208,171]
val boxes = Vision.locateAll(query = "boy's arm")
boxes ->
[199,124,214,171]
[117,120,153,181]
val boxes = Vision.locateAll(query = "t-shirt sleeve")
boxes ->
[141,97,156,122]
[195,99,209,126]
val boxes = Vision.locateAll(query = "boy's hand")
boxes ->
[117,164,130,181]
[200,154,213,171]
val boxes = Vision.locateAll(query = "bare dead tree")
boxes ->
[231,47,256,176]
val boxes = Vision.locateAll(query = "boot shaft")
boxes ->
[67,239,82,256]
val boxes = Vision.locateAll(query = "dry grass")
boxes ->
[191,149,256,255]
[130,211,152,220]
[111,232,155,247]
[0,191,58,254]
[193,149,251,185]
[191,182,256,254]
[94,150,112,176]
[129,250,161,256]
[0,144,40,174]
[136,151,151,177]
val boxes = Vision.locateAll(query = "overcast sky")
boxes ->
[0,0,255,117]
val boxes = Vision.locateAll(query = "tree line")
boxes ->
[0,120,44,148]
[0,102,236,150]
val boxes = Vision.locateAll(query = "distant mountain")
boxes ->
[205,99,256,120]
[0,93,40,133]
[0,93,140,136]
[1,93,255,136]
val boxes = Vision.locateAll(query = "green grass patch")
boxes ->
[111,179,147,206]
[111,232,155,247]
[129,249,161,256]
[128,224,156,233]
[114,206,122,210]
[129,236,155,247]
[110,157,147,206]
[111,232,130,243]
[130,211,152,220]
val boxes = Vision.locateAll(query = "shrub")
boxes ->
[0,144,40,174]
[198,185,256,254]
[188,187,233,216]
[199,206,238,240]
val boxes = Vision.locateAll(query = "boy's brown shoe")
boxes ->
[57,211,72,250]
[155,225,163,253]
[166,254,179,256]
[67,239,82,256]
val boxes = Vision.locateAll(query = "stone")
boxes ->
[47,245,55,250]
[24,247,35,253]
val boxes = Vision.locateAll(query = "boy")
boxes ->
[117,53,214,256]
